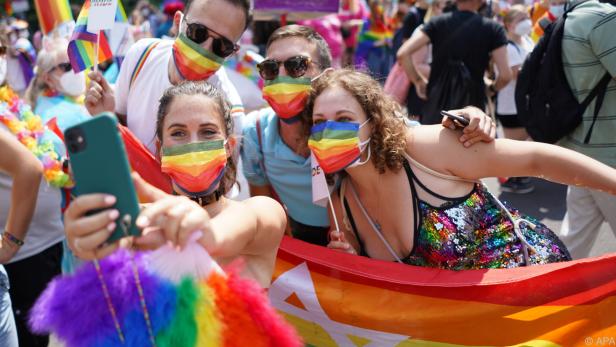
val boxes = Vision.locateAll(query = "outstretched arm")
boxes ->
[0,131,43,262]
[408,126,616,195]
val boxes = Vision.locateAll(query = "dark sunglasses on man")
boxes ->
[184,20,239,58]
[257,55,317,81]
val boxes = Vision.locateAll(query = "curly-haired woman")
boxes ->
[306,69,616,270]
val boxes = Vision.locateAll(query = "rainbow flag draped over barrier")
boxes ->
[67,0,114,73]
[270,237,616,347]
[34,0,73,35]
[116,120,616,346]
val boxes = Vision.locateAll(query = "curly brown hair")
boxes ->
[304,69,408,174]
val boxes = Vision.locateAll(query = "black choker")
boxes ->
[189,191,222,206]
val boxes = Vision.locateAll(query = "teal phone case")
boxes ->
[65,114,141,243]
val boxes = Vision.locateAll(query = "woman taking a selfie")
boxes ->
[64,82,285,287]
[307,69,616,270]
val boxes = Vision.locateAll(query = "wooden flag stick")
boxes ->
[94,30,101,73]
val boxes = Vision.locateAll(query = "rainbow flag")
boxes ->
[67,0,114,73]
[34,0,73,35]
[270,237,616,346]
[354,18,393,68]
[4,0,12,16]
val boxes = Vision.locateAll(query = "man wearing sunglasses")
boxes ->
[86,0,250,154]
[241,25,499,247]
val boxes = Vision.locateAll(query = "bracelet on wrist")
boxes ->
[2,231,24,247]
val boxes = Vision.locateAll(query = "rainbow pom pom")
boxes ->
[30,240,302,347]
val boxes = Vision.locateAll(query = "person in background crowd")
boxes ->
[529,0,550,24]
[495,5,535,193]
[3,19,35,97]
[339,0,369,67]
[65,82,286,288]
[137,0,163,38]
[0,38,40,347]
[86,0,247,155]
[0,34,64,347]
[355,0,395,80]
[157,0,185,38]
[530,0,566,42]
[129,8,153,41]
[393,0,430,55]
[24,36,91,274]
[310,70,616,270]
[398,0,447,119]
[397,0,512,124]
[558,0,616,259]
[298,15,344,68]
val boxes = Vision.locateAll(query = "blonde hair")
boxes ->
[24,37,70,107]
[503,5,528,28]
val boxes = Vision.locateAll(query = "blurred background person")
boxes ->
[494,5,535,193]
[3,19,35,97]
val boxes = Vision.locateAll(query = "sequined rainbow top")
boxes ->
[342,160,571,270]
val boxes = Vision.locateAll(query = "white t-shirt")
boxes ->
[0,127,65,263]
[496,36,534,115]
[115,38,245,154]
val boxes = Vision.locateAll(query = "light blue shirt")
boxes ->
[34,95,91,157]
[241,108,330,227]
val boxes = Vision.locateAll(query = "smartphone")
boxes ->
[440,110,470,127]
[64,113,141,244]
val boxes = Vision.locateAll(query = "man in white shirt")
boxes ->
[86,0,249,154]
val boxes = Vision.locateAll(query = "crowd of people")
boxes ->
[0,0,615,345]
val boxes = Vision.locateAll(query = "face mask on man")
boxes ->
[514,19,532,36]
[57,71,86,97]
[172,13,225,81]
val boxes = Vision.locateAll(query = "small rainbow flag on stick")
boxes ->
[34,0,73,35]
[68,0,114,73]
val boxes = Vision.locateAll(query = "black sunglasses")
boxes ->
[50,62,72,73]
[185,21,239,58]
[257,56,316,81]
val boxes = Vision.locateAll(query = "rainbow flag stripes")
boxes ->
[173,34,223,81]
[270,237,616,347]
[308,121,361,174]
[34,0,73,35]
[161,140,227,195]
[68,0,113,73]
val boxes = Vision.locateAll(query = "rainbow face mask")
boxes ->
[173,33,224,81]
[161,140,227,196]
[308,120,371,174]
[262,76,312,122]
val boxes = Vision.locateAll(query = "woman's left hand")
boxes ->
[130,173,212,250]
[441,106,496,147]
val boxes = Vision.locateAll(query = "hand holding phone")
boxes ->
[440,110,470,127]
[65,113,141,244]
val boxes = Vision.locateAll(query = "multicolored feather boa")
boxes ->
[29,238,302,347]
[0,86,73,188]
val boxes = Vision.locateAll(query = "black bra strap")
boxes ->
[403,160,464,202]
[342,197,368,257]
[402,161,422,260]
